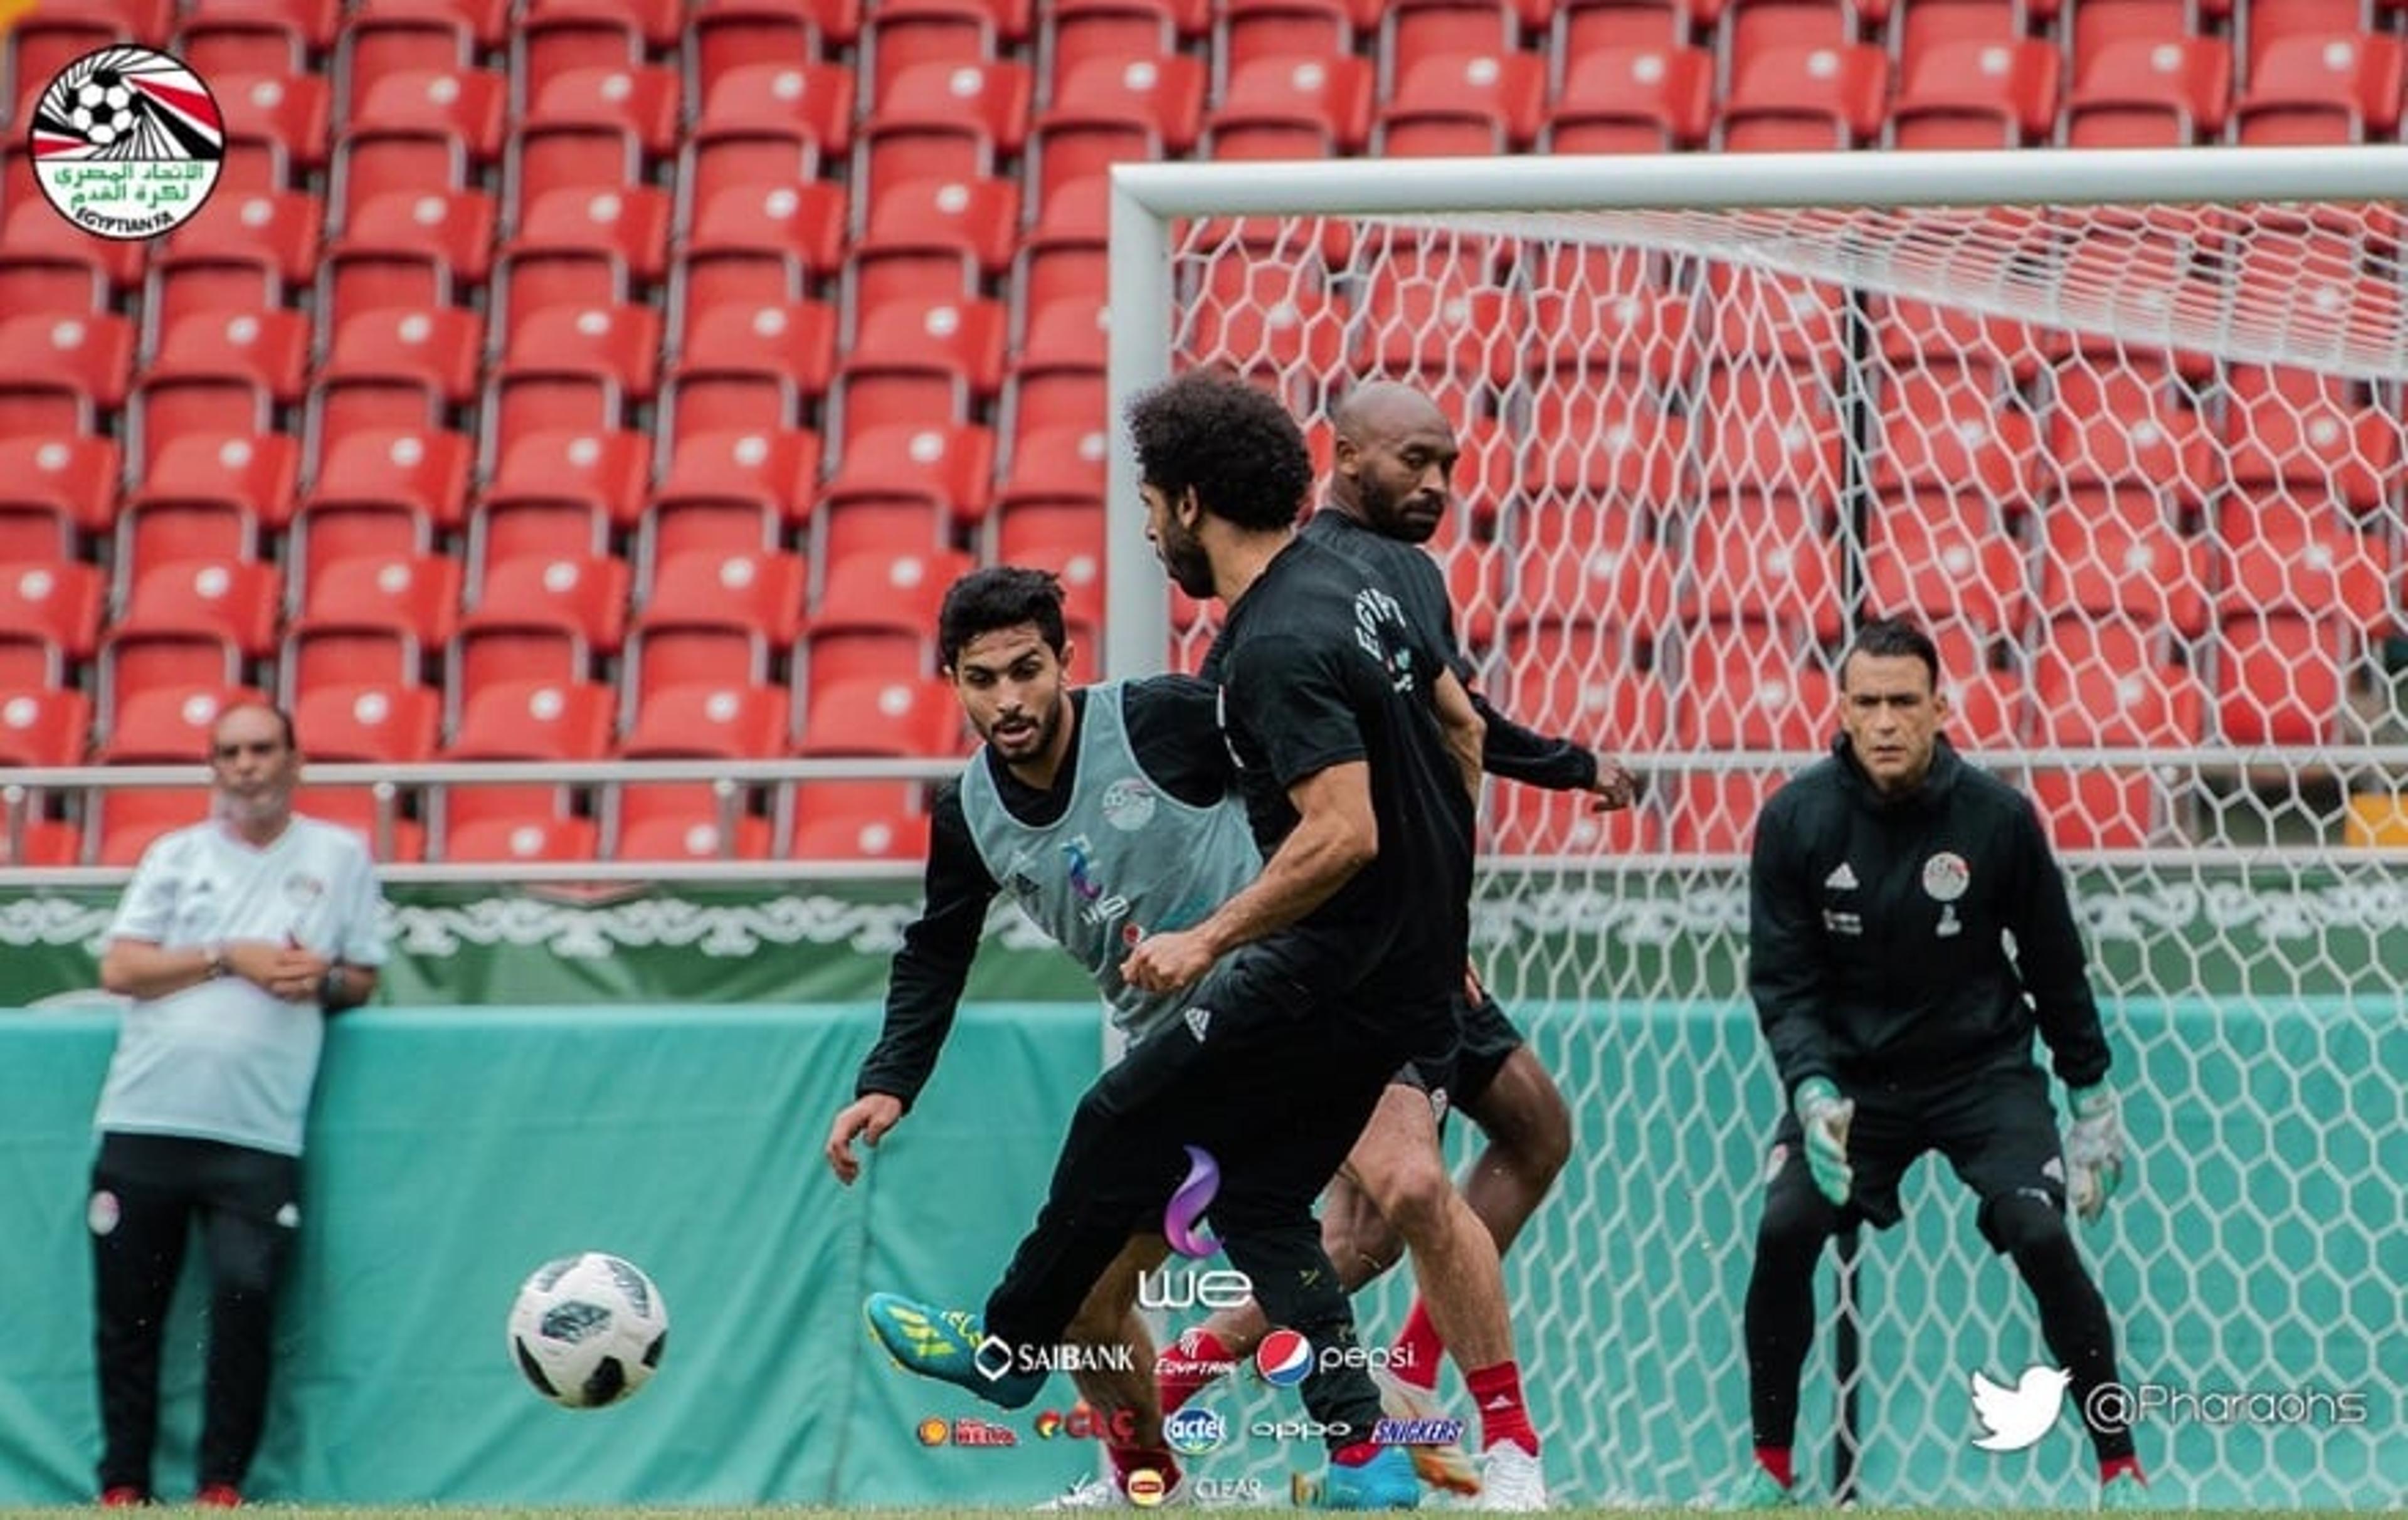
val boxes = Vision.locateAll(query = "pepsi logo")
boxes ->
[1255,1328,1311,1388]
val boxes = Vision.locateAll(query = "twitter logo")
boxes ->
[1969,1364,2073,1451]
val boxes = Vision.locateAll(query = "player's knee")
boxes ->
[1982,1191,2073,1260]
[1501,1079,1573,1187]
[1373,1152,1458,1247]
[1756,1176,1839,1265]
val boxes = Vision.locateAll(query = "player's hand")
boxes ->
[1588,755,1638,811]
[826,1094,906,1186]
[1793,1077,1855,1206]
[226,941,328,1001]
[1122,929,1216,994]
[2062,1084,2126,1222]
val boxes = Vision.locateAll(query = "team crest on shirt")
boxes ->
[283,872,325,906]
[1923,852,1970,939]
[1921,852,1970,902]
[1101,778,1158,832]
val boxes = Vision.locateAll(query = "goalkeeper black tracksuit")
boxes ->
[1743,733,2135,1467]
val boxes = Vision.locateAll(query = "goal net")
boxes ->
[1104,149,2408,1511]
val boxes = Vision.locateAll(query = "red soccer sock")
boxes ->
[1109,1444,1180,1496]
[1388,1299,1445,1391]
[1156,1329,1233,1417]
[1331,1440,1382,1467]
[1755,1446,1795,1490]
[2099,1455,2145,1486]
[1466,1360,1539,1455]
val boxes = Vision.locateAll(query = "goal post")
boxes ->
[1101,147,2408,1509]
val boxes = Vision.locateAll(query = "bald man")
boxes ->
[1152,384,1609,1512]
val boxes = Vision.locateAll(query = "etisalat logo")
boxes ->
[1138,1144,1255,1310]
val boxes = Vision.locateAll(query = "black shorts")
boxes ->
[1388,989,1521,1116]
[1095,945,1457,1225]
[1761,1062,2066,1253]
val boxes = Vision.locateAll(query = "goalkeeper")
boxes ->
[1726,615,2144,1512]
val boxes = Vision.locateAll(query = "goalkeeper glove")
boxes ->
[1793,1077,1854,1206]
[2063,1083,2127,1223]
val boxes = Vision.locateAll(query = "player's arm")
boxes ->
[2004,795,2127,1218]
[1745,794,1836,1099]
[1124,760,1376,994]
[2005,796,2112,1087]
[1434,667,1485,800]
[1124,631,1375,993]
[98,842,307,998]
[828,787,998,1183]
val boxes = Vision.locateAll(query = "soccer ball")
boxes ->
[507,1252,669,1409]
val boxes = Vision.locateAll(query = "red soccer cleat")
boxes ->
[194,1485,242,1507]
[98,1487,147,1507]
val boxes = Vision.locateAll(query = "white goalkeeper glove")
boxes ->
[2062,1083,2127,1223]
[1793,1077,1854,1206]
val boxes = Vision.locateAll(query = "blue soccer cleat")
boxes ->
[1294,1445,1422,1511]
[861,1292,1047,1408]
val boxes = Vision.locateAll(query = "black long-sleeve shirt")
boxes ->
[853,678,1235,1109]
[1299,508,1598,792]
[1748,736,2113,1102]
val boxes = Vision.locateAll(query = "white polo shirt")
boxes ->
[98,815,389,1156]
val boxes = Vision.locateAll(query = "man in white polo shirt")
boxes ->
[90,700,389,1508]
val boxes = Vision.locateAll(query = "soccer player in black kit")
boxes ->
[1722,616,2143,1511]
[865,370,1485,1510]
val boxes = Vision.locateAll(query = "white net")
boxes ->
[1149,195,2408,1509]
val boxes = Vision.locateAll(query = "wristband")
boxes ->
[319,966,344,1005]
[204,943,228,980]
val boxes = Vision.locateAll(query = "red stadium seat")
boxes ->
[1376,49,1549,154]
[853,61,1032,224]
[2039,498,2210,635]
[0,561,103,686]
[2217,613,2348,745]
[0,436,120,556]
[672,183,848,332]
[796,675,963,756]
[1545,43,1715,151]
[1025,55,1206,213]
[1889,40,2061,148]
[2031,770,2168,850]
[0,313,135,438]
[0,687,94,768]
[92,788,221,865]
[787,778,932,860]
[1676,620,1836,749]
[662,299,837,445]
[1718,44,1890,151]
[638,549,809,647]
[1864,497,2032,638]
[1666,769,1790,855]
[312,306,485,447]
[1870,366,2039,497]
[685,0,850,108]
[1679,498,1843,641]
[318,190,497,335]
[2063,38,2234,147]
[294,681,443,762]
[2232,33,2405,144]
[1203,55,1376,157]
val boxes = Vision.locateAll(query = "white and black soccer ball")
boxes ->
[507,1252,669,1409]
[68,79,135,145]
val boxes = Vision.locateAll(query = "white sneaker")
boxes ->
[1473,1443,1550,1512]
[1374,1364,1481,1497]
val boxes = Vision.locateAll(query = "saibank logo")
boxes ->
[1163,1144,1220,1257]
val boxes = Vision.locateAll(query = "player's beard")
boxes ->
[985,697,1064,762]
[1360,477,1444,544]
[1156,518,1216,599]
